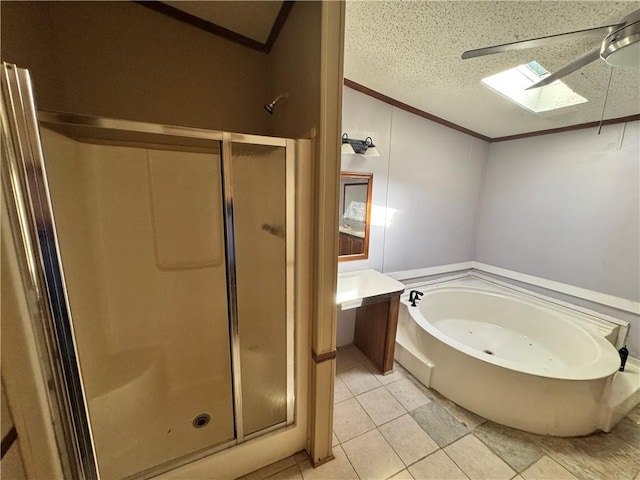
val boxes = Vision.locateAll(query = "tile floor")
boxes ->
[244,344,640,480]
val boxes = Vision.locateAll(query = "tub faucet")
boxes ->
[409,290,424,307]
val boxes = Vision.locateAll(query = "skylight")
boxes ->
[481,61,588,113]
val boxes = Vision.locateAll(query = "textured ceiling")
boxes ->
[163,1,283,43]
[344,1,640,138]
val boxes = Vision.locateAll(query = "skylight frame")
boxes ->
[481,61,588,113]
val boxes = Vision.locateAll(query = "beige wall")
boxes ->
[266,1,322,139]
[1,1,270,134]
[0,1,67,111]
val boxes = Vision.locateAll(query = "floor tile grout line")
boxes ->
[336,355,479,475]
[405,446,468,479]
[447,432,520,480]
[334,367,408,407]
[334,395,354,406]
[333,375,355,405]
[353,386,409,427]
[348,388,378,431]
[341,427,407,480]
[472,429,538,474]
[403,448,441,471]
[333,389,378,444]
[336,443,362,480]
[384,466,408,480]
[337,367,383,397]
[440,434,473,480]
[345,352,508,474]
[383,378,431,412]
[336,423,377,446]
[355,389,409,429]
[334,415,375,445]
[377,420,434,472]
[337,420,446,472]
[338,402,466,478]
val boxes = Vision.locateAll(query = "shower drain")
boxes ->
[483,349,494,355]
[192,414,211,428]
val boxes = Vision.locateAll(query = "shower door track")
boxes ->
[3,63,295,480]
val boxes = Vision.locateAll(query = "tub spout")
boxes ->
[409,290,424,307]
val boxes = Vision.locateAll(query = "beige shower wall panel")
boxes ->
[43,128,233,396]
[86,142,231,391]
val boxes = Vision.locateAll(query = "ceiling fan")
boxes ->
[462,8,640,90]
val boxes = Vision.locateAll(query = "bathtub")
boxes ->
[394,276,635,436]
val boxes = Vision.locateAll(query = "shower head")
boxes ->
[264,93,289,115]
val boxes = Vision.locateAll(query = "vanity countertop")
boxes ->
[339,225,365,238]
[336,269,405,309]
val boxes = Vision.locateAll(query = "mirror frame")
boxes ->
[338,172,373,262]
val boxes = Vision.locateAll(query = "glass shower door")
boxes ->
[227,141,295,437]
[2,62,297,480]
[38,122,235,479]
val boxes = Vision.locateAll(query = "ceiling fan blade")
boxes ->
[461,24,622,59]
[525,46,601,90]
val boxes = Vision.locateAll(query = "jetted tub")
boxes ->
[395,276,634,436]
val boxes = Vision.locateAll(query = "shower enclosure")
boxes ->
[2,63,296,479]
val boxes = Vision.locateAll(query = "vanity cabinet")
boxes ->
[339,231,365,256]
[337,270,405,375]
[353,294,401,374]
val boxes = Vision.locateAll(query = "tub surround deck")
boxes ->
[337,270,405,374]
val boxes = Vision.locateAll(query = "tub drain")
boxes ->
[192,414,210,428]
[483,349,494,355]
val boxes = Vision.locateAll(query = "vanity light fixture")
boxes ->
[341,133,380,157]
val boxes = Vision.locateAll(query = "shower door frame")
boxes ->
[2,64,97,480]
[221,132,297,444]
[2,63,296,480]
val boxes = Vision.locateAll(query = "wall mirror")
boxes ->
[338,172,372,261]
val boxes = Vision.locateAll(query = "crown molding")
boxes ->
[135,1,294,54]
[344,79,639,142]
